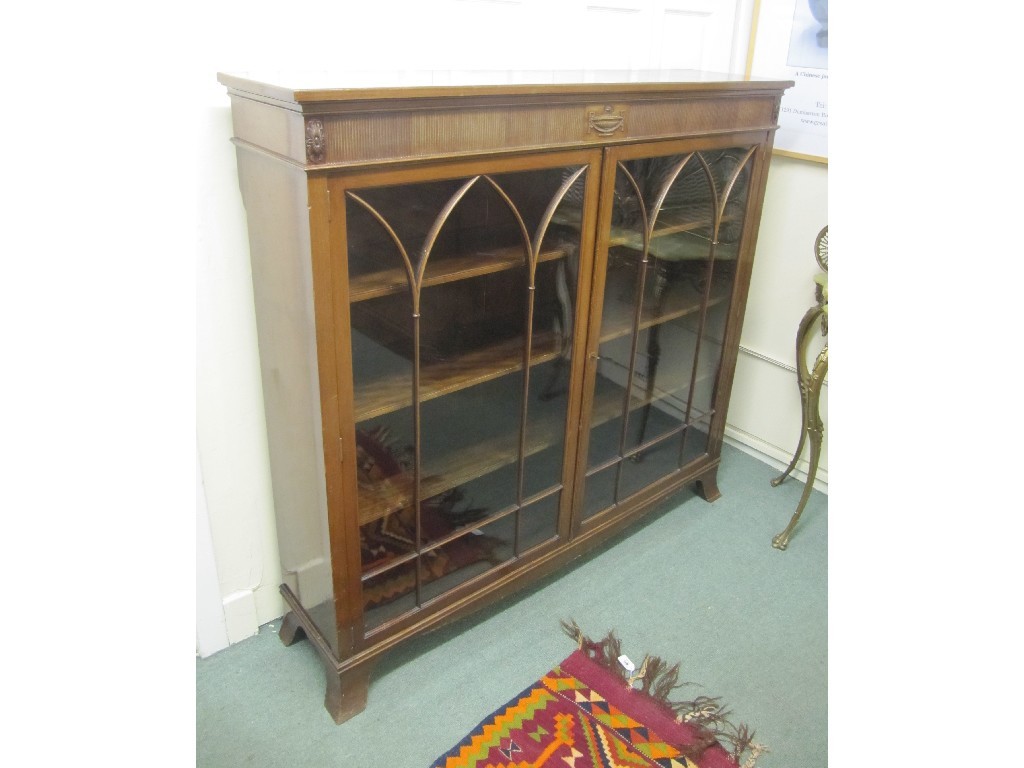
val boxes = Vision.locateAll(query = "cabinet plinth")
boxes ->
[220,71,790,723]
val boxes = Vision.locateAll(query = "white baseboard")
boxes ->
[197,451,230,658]
[222,589,261,645]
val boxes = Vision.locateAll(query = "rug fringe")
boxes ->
[560,620,768,768]
[559,618,585,650]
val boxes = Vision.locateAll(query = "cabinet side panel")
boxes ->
[234,147,339,655]
[229,94,307,163]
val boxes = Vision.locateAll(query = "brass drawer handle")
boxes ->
[588,108,625,136]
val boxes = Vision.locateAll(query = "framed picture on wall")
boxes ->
[747,0,828,162]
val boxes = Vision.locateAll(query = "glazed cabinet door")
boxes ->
[576,139,762,523]
[330,152,601,638]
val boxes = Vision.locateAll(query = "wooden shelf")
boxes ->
[353,263,727,423]
[589,370,716,430]
[598,268,730,345]
[349,244,568,303]
[353,256,728,525]
[354,331,563,422]
[358,419,561,526]
[607,209,741,259]
[356,374,711,527]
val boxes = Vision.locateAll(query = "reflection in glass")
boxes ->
[345,164,587,629]
[362,563,418,631]
[420,514,514,605]
[582,464,618,520]
[582,147,754,520]
[518,493,560,554]
[681,419,712,468]
[619,432,683,501]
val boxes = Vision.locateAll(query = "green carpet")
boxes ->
[196,442,827,767]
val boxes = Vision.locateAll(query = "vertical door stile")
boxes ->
[325,177,367,653]
[567,148,617,535]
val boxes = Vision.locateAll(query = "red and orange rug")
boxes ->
[431,622,765,768]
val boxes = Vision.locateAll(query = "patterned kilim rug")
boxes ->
[430,622,766,768]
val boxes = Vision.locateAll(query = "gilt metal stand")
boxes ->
[772,226,827,550]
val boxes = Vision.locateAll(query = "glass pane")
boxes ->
[515,167,584,503]
[690,298,728,420]
[518,493,560,554]
[524,356,570,495]
[420,515,515,604]
[582,166,646,512]
[623,324,685,452]
[681,418,712,468]
[582,464,617,520]
[361,561,419,631]
[419,369,523,525]
[619,433,683,501]
[350,178,483,271]
[686,148,752,420]
[346,192,417,575]
[587,386,626,470]
[345,162,588,619]
[706,148,751,247]
[582,147,754,518]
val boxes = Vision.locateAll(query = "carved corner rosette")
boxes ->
[305,118,326,164]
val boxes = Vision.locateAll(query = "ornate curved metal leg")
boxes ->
[771,304,822,488]
[772,344,827,550]
[770,387,810,488]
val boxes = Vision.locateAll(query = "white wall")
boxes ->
[198,100,283,650]
[729,156,828,489]
[196,0,827,655]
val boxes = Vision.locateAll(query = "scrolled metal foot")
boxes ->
[773,508,804,550]
[771,393,823,551]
